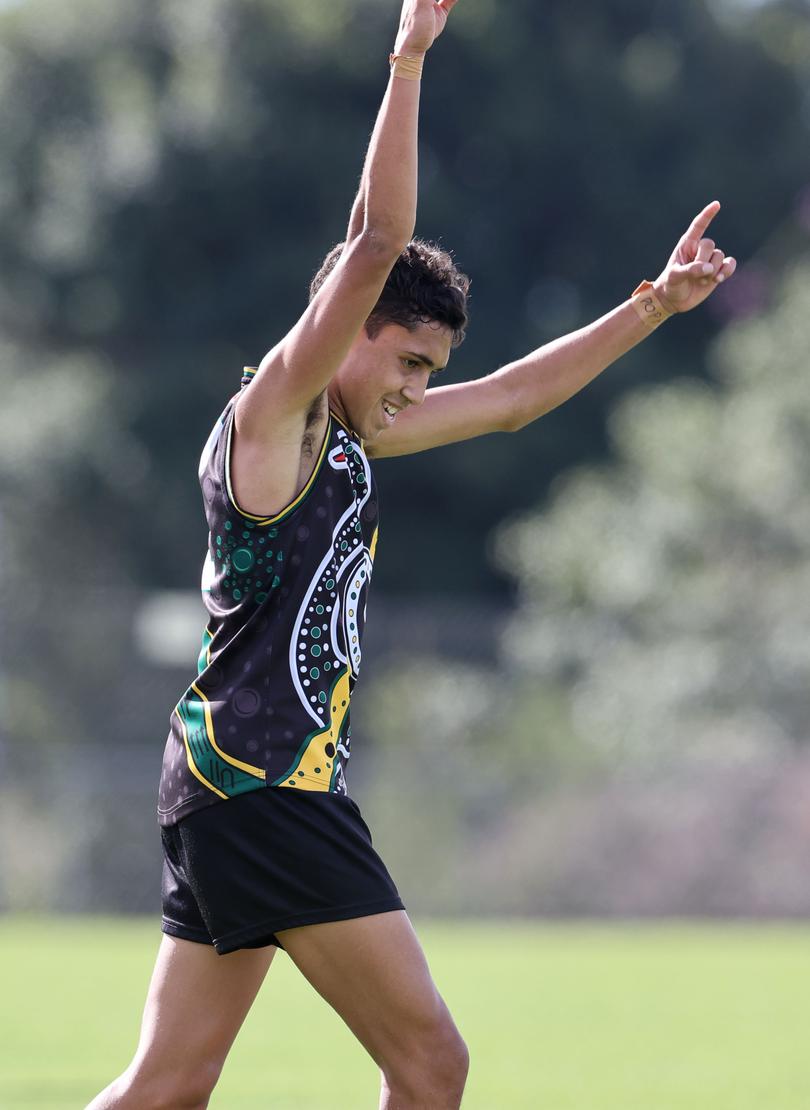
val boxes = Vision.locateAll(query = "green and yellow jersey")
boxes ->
[158,368,379,826]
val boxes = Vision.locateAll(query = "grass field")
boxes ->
[0,917,807,1109]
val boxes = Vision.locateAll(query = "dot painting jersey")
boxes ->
[158,368,379,827]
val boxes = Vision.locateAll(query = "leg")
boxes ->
[277,911,469,1110]
[86,934,276,1109]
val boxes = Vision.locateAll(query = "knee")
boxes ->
[441,1027,470,1097]
[383,1016,469,1107]
[434,1027,470,1098]
[114,1057,223,1109]
[439,1026,470,1088]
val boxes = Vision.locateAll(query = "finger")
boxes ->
[708,247,724,273]
[681,200,721,246]
[694,238,715,264]
[668,259,718,285]
[436,0,458,12]
[715,256,737,284]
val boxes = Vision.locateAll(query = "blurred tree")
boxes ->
[355,246,810,916]
[0,0,807,608]
[495,252,810,761]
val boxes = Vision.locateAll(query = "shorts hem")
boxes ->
[213,896,406,955]
[161,916,213,946]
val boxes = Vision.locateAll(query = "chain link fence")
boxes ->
[2,587,809,917]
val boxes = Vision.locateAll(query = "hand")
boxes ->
[394,0,458,57]
[653,201,737,314]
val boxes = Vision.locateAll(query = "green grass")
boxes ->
[0,917,808,1109]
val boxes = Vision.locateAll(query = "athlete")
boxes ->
[87,0,736,1106]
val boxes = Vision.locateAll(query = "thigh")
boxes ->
[131,934,276,1079]
[276,911,458,1070]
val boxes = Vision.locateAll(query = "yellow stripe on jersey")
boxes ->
[274,668,352,791]
[190,681,267,779]
[224,412,332,526]
[175,705,228,800]
[328,408,352,434]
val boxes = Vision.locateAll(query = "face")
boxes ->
[328,320,453,442]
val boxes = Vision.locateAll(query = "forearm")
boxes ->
[346,64,421,248]
[498,298,657,432]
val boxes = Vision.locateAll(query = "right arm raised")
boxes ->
[235,0,458,442]
[238,76,420,436]
[227,2,458,518]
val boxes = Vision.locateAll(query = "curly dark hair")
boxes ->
[309,238,470,348]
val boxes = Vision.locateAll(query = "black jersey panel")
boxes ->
[158,369,380,826]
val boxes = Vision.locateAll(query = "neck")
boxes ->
[327,385,353,434]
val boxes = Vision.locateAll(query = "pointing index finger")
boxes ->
[681,200,721,249]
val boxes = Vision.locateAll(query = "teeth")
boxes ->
[383,402,397,417]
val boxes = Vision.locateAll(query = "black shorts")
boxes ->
[161,788,405,955]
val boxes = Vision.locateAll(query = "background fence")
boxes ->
[3,588,810,918]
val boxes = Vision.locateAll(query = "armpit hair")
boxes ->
[301,391,327,458]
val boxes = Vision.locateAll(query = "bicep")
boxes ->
[367,372,516,459]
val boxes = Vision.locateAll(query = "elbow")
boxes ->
[503,389,553,433]
[506,404,550,434]
[356,224,411,260]
[341,230,408,281]
[488,372,529,434]
[498,384,527,434]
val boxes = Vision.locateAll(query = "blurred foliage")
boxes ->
[355,657,602,912]
[0,0,808,602]
[3,0,809,915]
[354,244,810,915]
[496,254,810,761]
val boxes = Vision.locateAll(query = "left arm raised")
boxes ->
[368,201,736,459]
[369,297,661,457]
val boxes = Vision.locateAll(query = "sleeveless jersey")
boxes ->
[157,368,379,826]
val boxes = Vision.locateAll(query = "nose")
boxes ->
[401,370,431,408]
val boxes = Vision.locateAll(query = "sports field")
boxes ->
[1,917,807,1109]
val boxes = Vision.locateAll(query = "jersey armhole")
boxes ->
[221,405,332,527]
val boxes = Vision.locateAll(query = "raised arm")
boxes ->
[231,1,458,516]
[345,2,455,245]
[367,201,737,458]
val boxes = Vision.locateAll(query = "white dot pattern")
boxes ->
[159,412,377,821]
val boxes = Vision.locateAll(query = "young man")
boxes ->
[88,1,735,1106]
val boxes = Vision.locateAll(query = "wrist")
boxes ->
[651,278,678,316]
[629,280,674,331]
[389,51,425,81]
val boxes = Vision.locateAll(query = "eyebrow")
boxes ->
[403,350,447,373]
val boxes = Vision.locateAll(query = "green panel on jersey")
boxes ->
[197,627,213,676]
[176,687,265,799]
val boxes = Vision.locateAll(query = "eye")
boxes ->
[402,357,419,369]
